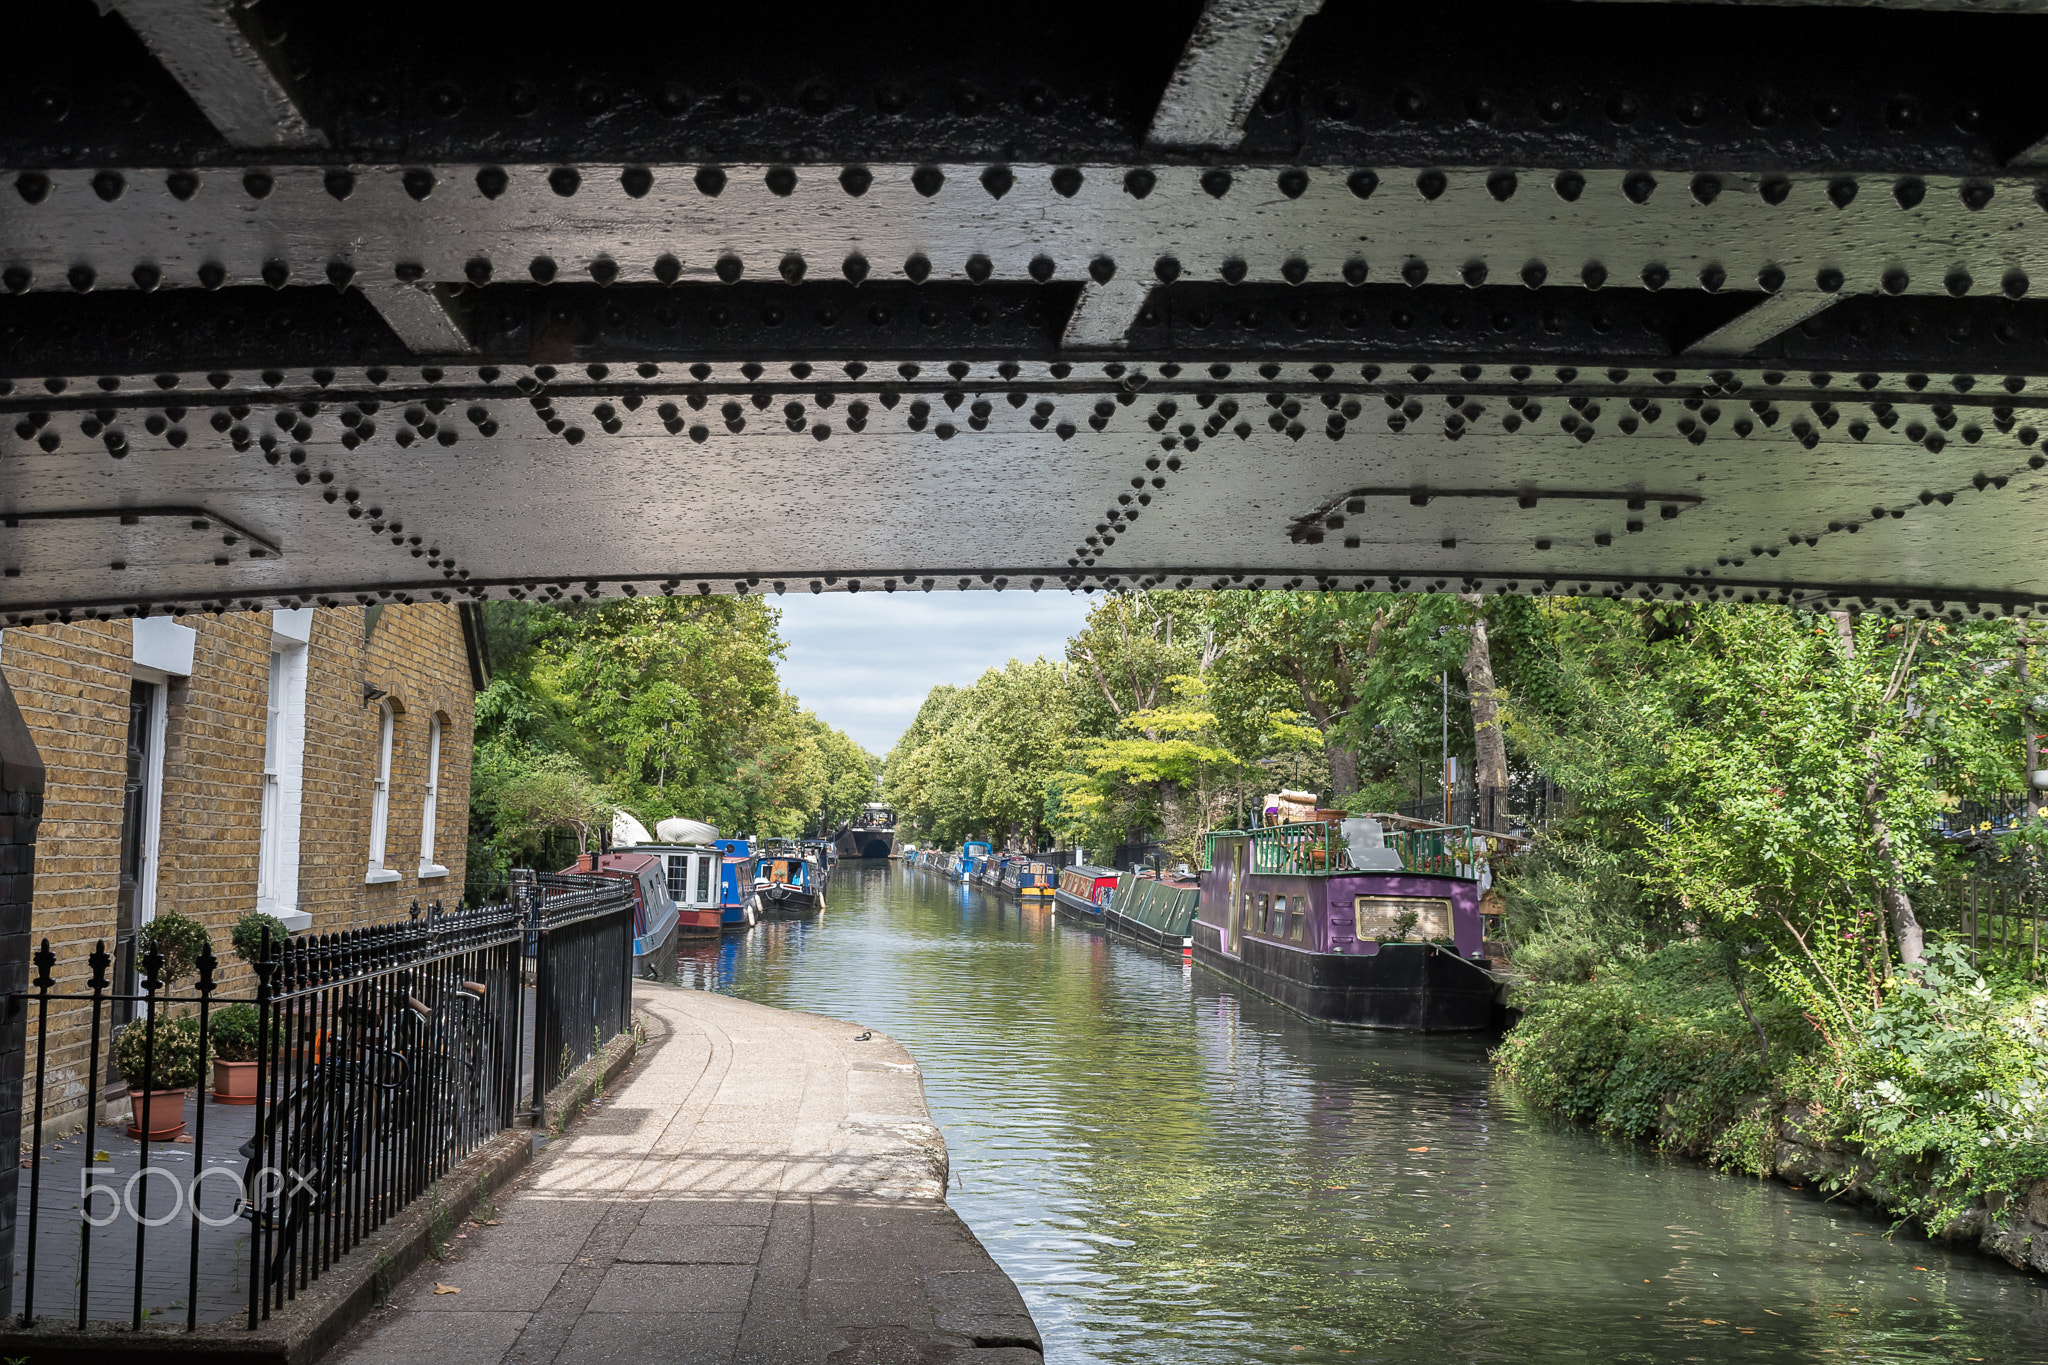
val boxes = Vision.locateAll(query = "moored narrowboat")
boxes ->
[952,840,993,882]
[1053,863,1118,924]
[1194,818,1504,1030]
[607,843,728,937]
[562,851,685,971]
[754,843,827,917]
[714,837,761,927]
[997,857,1058,898]
[1103,871,1201,952]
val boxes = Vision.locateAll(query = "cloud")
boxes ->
[771,591,1094,755]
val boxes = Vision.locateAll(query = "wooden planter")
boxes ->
[212,1058,259,1105]
[125,1088,187,1141]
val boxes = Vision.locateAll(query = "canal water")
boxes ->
[680,861,2048,1364]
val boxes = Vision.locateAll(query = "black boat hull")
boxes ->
[1191,922,1497,1030]
[1051,887,1105,927]
[758,883,822,918]
[1103,905,1192,954]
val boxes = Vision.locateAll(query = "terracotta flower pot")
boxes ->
[212,1058,260,1105]
[125,1088,187,1141]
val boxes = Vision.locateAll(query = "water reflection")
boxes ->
[697,861,2048,1364]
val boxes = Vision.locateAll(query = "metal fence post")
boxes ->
[0,667,45,1324]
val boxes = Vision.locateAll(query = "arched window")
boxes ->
[366,702,400,883]
[419,715,448,878]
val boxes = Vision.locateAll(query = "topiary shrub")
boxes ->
[231,911,292,964]
[135,911,211,988]
[209,1003,263,1063]
[113,1013,207,1091]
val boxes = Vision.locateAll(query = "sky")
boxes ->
[770,591,1095,756]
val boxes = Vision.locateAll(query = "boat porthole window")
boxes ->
[1257,894,1270,935]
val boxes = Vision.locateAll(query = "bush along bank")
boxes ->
[1493,940,2048,1275]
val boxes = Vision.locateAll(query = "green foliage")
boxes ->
[1821,944,2048,1229]
[470,598,871,860]
[1495,943,1815,1161]
[114,1012,208,1091]
[1497,834,1657,984]
[136,912,210,988]
[886,659,1077,848]
[230,912,290,964]
[208,1002,262,1063]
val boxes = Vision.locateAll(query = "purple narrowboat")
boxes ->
[1195,817,1503,1030]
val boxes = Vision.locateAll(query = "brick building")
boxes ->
[0,602,487,1131]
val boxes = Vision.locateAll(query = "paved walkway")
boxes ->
[332,982,1041,1365]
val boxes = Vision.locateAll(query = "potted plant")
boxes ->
[231,910,292,966]
[136,910,211,987]
[209,1002,263,1104]
[112,1011,206,1140]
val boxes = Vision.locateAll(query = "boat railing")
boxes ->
[1203,820,1499,880]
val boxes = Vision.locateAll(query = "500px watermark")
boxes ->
[80,1164,313,1228]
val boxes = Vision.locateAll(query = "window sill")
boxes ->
[276,908,312,933]
[418,864,450,880]
[365,867,403,885]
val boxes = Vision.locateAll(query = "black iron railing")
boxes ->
[1928,857,2048,971]
[1395,777,1564,833]
[10,874,634,1332]
[519,870,636,1103]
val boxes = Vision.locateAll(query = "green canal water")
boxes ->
[680,860,2048,1364]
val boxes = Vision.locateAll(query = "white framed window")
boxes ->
[366,702,400,884]
[130,672,168,930]
[419,715,448,878]
[257,613,313,929]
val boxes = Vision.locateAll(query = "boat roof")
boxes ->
[1067,863,1120,879]
[563,851,663,875]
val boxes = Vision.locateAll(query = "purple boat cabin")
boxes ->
[1195,818,1502,1030]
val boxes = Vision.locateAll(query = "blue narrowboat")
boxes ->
[995,855,1057,899]
[715,837,761,927]
[953,840,993,882]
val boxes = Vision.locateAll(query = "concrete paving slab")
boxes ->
[617,1223,770,1264]
[339,1310,534,1365]
[404,1261,567,1312]
[555,1311,745,1364]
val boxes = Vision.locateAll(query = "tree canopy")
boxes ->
[468,598,876,873]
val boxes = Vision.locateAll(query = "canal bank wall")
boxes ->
[1770,1104,2048,1276]
[330,982,1041,1365]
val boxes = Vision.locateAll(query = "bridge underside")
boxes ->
[5,0,2048,621]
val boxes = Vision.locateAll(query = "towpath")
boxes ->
[331,983,1041,1365]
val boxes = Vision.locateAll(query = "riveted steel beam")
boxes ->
[1147,0,1323,150]
[2,346,2046,622]
[3,162,2038,308]
[108,0,323,149]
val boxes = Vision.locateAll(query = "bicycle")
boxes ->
[237,976,494,1290]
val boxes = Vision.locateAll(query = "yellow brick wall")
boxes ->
[0,621,133,1130]
[301,603,477,929]
[0,603,478,1133]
